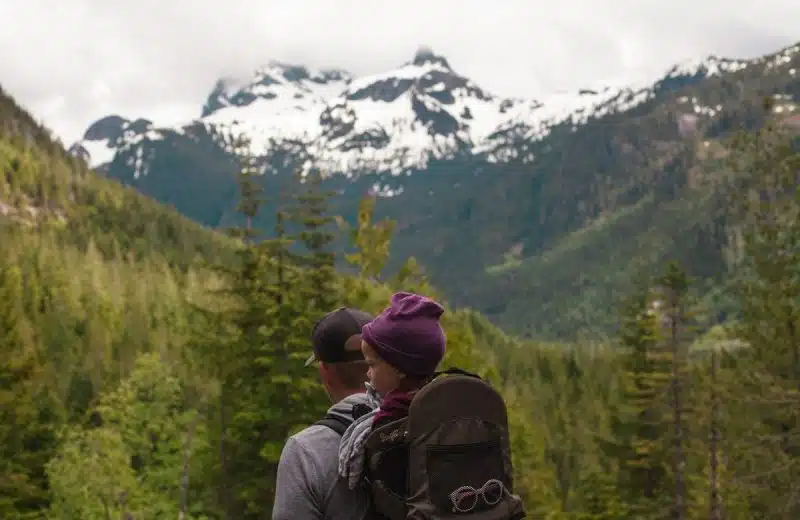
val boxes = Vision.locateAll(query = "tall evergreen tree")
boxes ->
[723,101,800,517]
[601,278,673,518]
[653,262,694,520]
[193,156,331,519]
[0,262,61,519]
[345,194,396,281]
[231,136,264,243]
[186,143,274,519]
[287,168,338,314]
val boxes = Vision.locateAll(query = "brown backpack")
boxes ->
[363,368,526,520]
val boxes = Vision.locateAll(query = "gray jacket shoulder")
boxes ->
[272,409,372,520]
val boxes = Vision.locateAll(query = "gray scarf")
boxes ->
[337,383,382,490]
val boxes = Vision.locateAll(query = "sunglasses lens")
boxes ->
[451,487,478,513]
[483,480,504,505]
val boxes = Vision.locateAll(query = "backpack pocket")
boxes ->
[426,439,509,514]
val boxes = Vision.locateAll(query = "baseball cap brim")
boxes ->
[304,353,317,367]
[304,341,365,367]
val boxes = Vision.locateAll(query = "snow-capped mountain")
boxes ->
[71,45,798,180]
[64,41,800,338]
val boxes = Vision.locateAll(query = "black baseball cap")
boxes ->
[304,307,374,367]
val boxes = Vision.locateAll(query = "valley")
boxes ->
[69,42,800,340]
[2,31,800,520]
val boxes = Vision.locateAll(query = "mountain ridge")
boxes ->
[69,44,796,179]
[65,41,800,339]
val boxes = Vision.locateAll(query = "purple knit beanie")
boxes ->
[361,292,446,377]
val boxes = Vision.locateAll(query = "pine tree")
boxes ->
[287,168,337,314]
[391,256,440,298]
[230,134,264,243]
[194,156,331,519]
[344,194,396,280]
[723,100,800,517]
[652,262,694,520]
[187,144,273,519]
[576,469,631,520]
[707,350,723,520]
[215,236,276,520]
[0,262,61,519]
[601,279,673,518]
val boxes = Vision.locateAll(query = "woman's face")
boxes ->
[361,339,403,396]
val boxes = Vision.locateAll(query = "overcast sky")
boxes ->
[1,0,797,145]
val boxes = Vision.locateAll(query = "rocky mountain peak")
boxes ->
[83,115,129,141]
[201,62,353,118]
[410,46,452,70]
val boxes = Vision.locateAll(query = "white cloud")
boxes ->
[1,0,797,144]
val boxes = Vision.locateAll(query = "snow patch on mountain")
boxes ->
[71,114,172,178]
[71,43,800,178]
[664,55,749,78]
[70,139,116,169]
[199,51,546,174]
[201,62,352,118]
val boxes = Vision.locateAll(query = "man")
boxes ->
[272,307,377,520]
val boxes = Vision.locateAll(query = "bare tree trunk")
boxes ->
[709,350,723,520]
[669,290,686,520]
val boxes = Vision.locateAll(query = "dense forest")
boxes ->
[2,85,800,519]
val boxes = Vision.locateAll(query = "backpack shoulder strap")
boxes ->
[314,412,353,437]
[432,367,482,379]
[315,399,376,436]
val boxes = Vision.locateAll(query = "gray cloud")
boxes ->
[1,0,797,144]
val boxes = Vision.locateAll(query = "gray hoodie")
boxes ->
[272,393,377,520]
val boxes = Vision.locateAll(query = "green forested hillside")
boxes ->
[380,48,800,340]
[2,85,800,520]
[94,42,800,341]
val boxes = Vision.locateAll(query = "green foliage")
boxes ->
[46,427,141,520]
[718,113,800,517]
[287,169,339,314]
[600,283,671,518]
[80,44,800,342]
[46,353,212,520]
[0,263,61,519]
[3,83,800,520]
[344,195,396,279]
